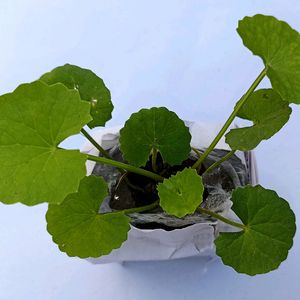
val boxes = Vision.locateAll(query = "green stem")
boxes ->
[191,147,202,158]
[81,128,111,159]
[81,128,127,175]
[203,150,236,175]
[151,148,158,172]
[197,207,245,230]
[192,67,268,169]
[121,200,159,215]
[87,154,164,182]
[102,200,159,216]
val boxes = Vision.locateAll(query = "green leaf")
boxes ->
[225,89,291,150]
[40,64,113,128]
[0,81,91,206]
[215,185,296,275]
[157,168,204,218]
[119,107,191,167]
[46,176,130,258]
[238,14,300,104]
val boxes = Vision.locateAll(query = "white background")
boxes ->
[0,1,300,299]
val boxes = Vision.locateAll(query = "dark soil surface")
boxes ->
[91,146,249,230]
[110,152,207,210]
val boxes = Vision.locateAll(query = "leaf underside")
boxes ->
[238,14,300,104]
[215,185,296,275]
[46,176,130,258]
[157,168,204,218]
[0,81,91,206]
[40,64,113,128]
[119,107,191,167]
[225,89,291,150]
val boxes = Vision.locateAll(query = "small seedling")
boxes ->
[0,14,298,275]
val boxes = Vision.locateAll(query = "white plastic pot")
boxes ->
[81,121,258,263]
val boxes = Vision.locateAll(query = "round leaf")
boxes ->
[215,185,296,275]
[120,107,191,167]
[225,89,291,150]
[0,81,91,206]
[238,14,300,104]
[46,176,130,258]
[40,64,113,128]
[157,168,204,218]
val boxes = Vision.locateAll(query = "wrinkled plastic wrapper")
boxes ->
[81,122,258,263]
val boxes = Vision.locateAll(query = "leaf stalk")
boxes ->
[87,154,164,182]
[151,148,158,172]
[81,128,111,159]
[203,150,236,175]
[192,67,268,169]
[106,200,160,216]
[197,207,245,230]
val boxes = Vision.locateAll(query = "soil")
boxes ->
[110,152,208,210]
[91,146,249,230]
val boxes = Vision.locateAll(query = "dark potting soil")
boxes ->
[91,146,249,225]
[90,139,250,230]
[110,153,208,210]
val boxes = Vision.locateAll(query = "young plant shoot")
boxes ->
[0,14,298,276]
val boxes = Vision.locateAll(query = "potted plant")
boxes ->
[0,14,298,276]
[81,120,257,265]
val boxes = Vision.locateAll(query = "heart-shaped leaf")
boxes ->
[157,168,204,218]
[238,14,300,104]
[0,81,91,206]
[120,107,191,167]
[215,185,296,275]
[40,64,113,128]
[46,176,130,258]
[225,89,291,150]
